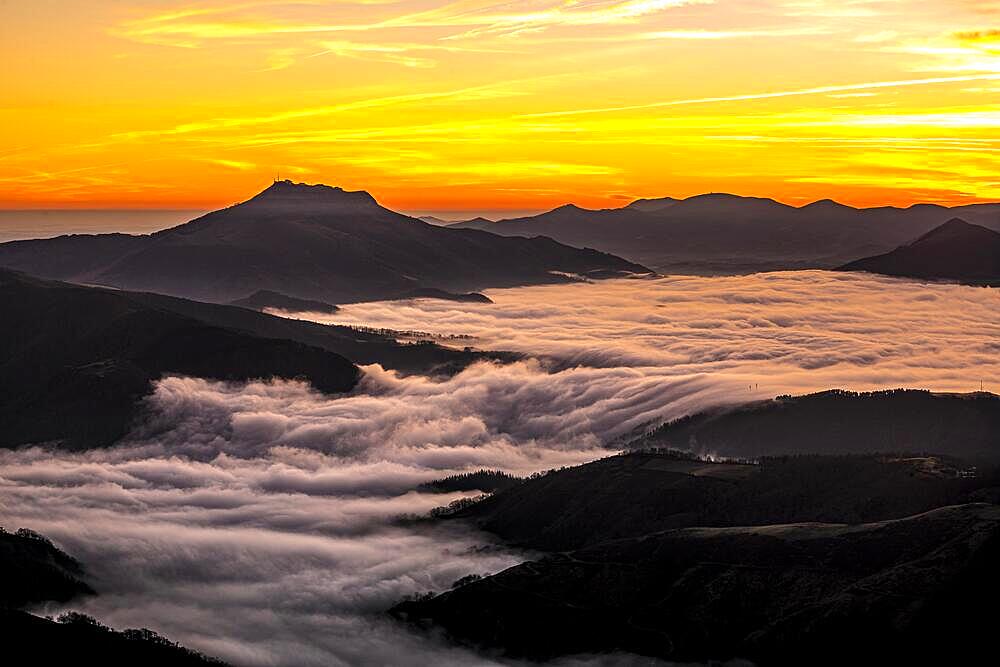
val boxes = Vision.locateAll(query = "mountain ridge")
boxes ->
[449,192,1000,273]
[838,218,1000,285]
[393,502,1000,665]
[2,267,510,450]
[0,181,650,304]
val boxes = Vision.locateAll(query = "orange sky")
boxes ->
[2,0,999,213]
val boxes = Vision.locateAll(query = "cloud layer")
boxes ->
[1,271,996,664]
[314,271,1000,396]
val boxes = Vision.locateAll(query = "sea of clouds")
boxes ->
[0,271,996,665]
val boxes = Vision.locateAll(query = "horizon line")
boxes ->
[1,182,996,217]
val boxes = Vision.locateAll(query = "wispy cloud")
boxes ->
[953,29,1000,42]
[109,78,536,141]
[314,39,518,68]
[209,158,257,170]
[113,0,713,47]
[518,73,1000,117]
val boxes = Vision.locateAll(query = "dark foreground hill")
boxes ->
[628,389,1000,460]
[450,194,1000,273]
[390,287,493,303]
[0,269,362,449]
[446,450,993,552]
[0,180,649,304]
[1,268,515,450]
[229,289,339,313]
[0,528,94,608]
[396,432,1000,664]
[839,218,1000,285]
[394,502,1000,665]
[0,527,225,666]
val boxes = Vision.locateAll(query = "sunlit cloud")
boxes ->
[518,73,1000,117]
[209,158,257,170]
[954,29,1000,43]
[112,0,712,46]
[314,38,518,68]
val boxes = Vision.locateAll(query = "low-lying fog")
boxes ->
[1,271,996,665]
[322,271,999,395]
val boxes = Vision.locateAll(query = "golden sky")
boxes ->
[2,0,999,213]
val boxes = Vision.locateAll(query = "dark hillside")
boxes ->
[0,269,359,449]
[630,389,1000,459]
[450,450,991,551]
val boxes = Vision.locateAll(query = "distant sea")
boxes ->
[0,209,207,243]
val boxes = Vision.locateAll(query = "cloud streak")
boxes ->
[114,0,713,46]
[518,73,1000,118]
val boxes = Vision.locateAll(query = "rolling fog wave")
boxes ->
[0,271,996,665]
[320,271,999,394]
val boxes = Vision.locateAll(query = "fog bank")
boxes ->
[1,271,996,664]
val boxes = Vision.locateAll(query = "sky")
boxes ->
[2,0,999,213]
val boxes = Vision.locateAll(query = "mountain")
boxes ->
[839,218,1000,285]
[1,611,228,666]
[1,527,225,666]
[449,194,1000,273]
[1,266,520,450]
[624,196,680,212]
[0,528,94,608]
[626,389,1000,460]
[0,268,363,449]
[128,286,513,375]
[390,287,493,303]
[394,396,1000,662]
[230,289,339,314]
[393,502,1000,665]
[444,449,991,552]
[419,469,523,494]
[0,181,650,304]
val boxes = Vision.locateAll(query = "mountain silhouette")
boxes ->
[449,194,1000,273]
[1,267,519,450]
[394,501,1000,665]
[839,218,1000,285]
[444,446,995,552]
[628,389,1000,459]
[0,528,94,609]
[390,287,493,303]
[0,268,363,449]
[0,181,649,304]
[396,445,1000,664]
[230,289,339,313]
[1,527,226,665]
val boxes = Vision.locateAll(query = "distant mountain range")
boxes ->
[0,181,649,304]
[449,193,1000,273]
[839,218,1000,286]
[229,289,340,314]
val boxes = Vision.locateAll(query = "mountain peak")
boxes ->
[245,180,380,211]
[802,198,853,211]
[626,196,679,212]
[839,217,1000,284]
[910,218,981,245]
